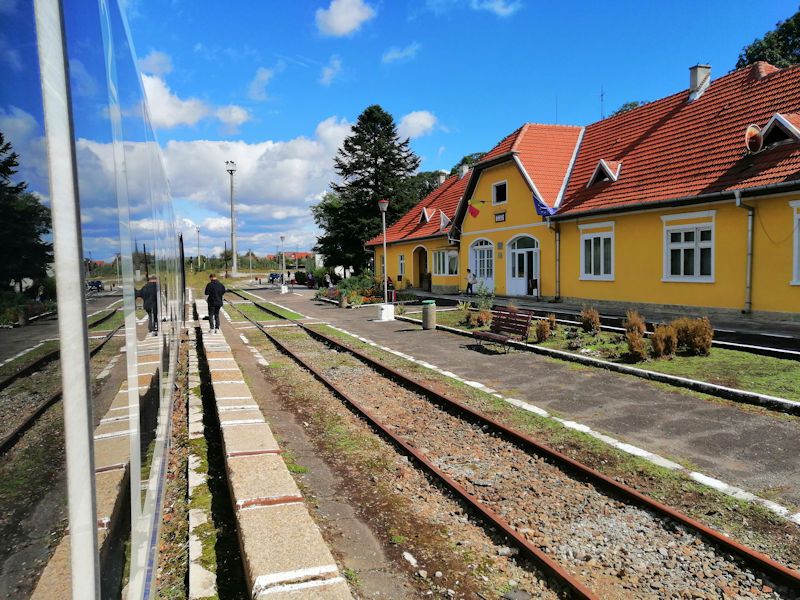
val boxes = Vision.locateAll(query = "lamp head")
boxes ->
[377,199,389,213]
[225,160,236,174]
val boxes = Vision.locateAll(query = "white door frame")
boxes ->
[506,234,540,296]
[469,238,494,292]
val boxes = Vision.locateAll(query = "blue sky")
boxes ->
[1,0,798,260]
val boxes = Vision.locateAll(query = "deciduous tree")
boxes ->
[736,9,800,69]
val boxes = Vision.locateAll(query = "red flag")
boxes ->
[467,204,480,218]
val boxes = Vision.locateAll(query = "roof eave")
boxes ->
[552,179,800,221]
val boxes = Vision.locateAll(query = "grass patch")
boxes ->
[282,449,309,474]
[0,339,59,378]
[89,309,123,331]
[232,302,279,322]
[428,311,800,401]
[232,288,305,320]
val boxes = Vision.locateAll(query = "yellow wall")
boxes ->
[372,166,800,315]
[459,161,555,296]
[372,237,460,292]
[558,194,800,313]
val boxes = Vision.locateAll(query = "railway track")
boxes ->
[0,322,124,455]
[224,297,800,599]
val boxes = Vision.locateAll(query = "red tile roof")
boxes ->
[477,123,583,207]
[366,172,470,246]
[557,62,800,217]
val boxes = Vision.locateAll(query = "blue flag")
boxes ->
[533,192,556,216]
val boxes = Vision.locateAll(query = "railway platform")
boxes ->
[248,288,800,514]
[192,302,353,600]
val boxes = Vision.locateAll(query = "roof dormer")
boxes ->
[587,159,622,187]
[761,113,800,148]
[419,207,432,224]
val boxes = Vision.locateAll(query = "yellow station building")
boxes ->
[370,62,800,317]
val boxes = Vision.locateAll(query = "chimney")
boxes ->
[437,170,448,186]
[688,64,711,101]
[459,164,469,179]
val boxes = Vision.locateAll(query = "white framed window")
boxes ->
[792,201,800,285]
[492,181,507,205]
[433,250,458,276]
[580,229,614,280]
[662,216,714,282]
[471,239,494,278]
[398,254,405,278]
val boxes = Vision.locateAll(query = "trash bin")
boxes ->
[422,300,436,330]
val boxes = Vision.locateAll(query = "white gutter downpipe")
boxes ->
[735,190,754,314]
[34,0,101,597]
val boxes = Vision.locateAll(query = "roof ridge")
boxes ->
[510,123,530,153]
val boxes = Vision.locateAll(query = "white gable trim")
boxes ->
[554,127,585,208]
[762,113,800,144]
[586,159,621,188]
[512,154,548,208]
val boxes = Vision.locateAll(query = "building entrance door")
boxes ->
[507,236,539,296]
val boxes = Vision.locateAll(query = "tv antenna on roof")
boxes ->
[600,85,605,119]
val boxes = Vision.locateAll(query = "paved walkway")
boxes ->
[250,289,800,512]
[0,293,121,365]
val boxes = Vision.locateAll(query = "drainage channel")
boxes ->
[194,327,250,599]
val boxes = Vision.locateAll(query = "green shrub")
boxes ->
[623,310,646,336]
[651,324,677,358]
[477,309,492,327]
[580,307,601,334]
[625,329,647,362]
[535,319,551,343]
[294,271,307,285]
[475,283,494,312]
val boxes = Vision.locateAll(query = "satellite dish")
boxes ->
[745,124,763,154]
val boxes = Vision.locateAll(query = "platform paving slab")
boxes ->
[239,503,339,589]
[93,435,130,469]
[228,454,302,503]
[219,408,266,425]
[259,578,352,599]
[265,289,800,509]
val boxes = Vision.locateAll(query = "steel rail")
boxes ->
[300,324,800,591]
[0,323,124,456]
[227,297,800,592]
[220,301,595,599]
[0,309,121,393]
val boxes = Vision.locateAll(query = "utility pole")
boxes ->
[225,160,238,277]
[143,243,149,279]
[224,240,228,279]
[280,235,286,282]
[249,249,252,280]
[195,226,200,273]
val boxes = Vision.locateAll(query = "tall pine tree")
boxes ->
[0,131,53,291]
[314,105,420,272]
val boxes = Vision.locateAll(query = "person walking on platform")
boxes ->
[204,273,226,334]
[136,275,159,336]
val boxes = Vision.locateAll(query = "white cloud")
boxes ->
[397,110,438,139]
[0,34,22,71]
[319,55,342,86]
[202,217,232,233]
[382,42,422,64]
[248,67,275,101]
[215,105,251,133]
[137,50,173,76]
[69,59,98,97]
[141,74,210,128]
[469,0,521,17]
[315,0,375,36]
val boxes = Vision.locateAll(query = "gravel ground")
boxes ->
[271,328,797,600]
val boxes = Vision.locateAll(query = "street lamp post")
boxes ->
[195,226,200,273]
[225,160,238,277]
[377,199,389,304]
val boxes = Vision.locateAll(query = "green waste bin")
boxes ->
[422,300,436,330]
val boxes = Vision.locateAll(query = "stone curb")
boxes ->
[396,315,800,416]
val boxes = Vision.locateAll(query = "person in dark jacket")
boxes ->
[204,273,226,334]
[136,275,159,336]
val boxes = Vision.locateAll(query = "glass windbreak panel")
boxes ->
[0,3,75,597]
